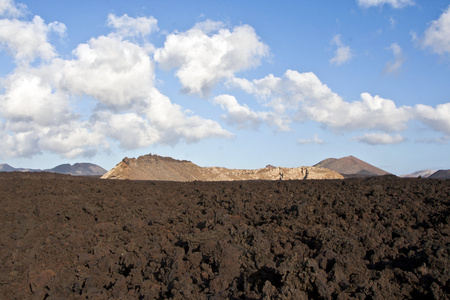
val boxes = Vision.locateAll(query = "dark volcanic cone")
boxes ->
[314,155,390,178]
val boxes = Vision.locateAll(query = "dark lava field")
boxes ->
[0,172,449,299]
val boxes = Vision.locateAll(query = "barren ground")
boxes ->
[0,172,449,299]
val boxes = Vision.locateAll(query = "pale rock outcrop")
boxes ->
[101,154,344,181]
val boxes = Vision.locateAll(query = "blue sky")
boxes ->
[1,0,449,175]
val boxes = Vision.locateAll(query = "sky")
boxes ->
[0,0,449,175]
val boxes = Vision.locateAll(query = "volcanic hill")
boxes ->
[0,164,41,173]
[428,170,450,179]
[46,163,107,176]
[400,169,437,178]
[101,154,344,181]
[314,155,390,178]
[0,163,107,176]
[0,164,19,172]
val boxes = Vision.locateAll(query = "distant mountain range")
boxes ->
[2,155,448,179]
[0,163,107,176]
[400,169,450,179]
[0,164,41,173]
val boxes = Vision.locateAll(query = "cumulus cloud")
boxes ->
[330,34,353,65]
[384,43,405,73]
[154,20,269,96]
[0,70,72,126]
[357,0,414,9]
[415,103,450,135]
[0,0,27,18]
[421,5,450,57]
[230,68,450,141]
[213,94,264,129]
[0,15,65,63]
[107,13,158,39]
[93,111,158,150]
[213,94,289,130]
[38,123,105,158]
[230,70,412,132]
[2,0,449,160]
[0,128,41,157]
[298,134,324,145]
[56,35,155,109]
[0,8,231,159]
[354,133,405,145]
[143,89,233,145]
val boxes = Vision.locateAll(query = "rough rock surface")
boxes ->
[102,154,344,181]
[0,172,449,299]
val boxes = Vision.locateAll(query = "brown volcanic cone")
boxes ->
[314,155,390,178]
[428,170,450,179]
[102,154,344,181]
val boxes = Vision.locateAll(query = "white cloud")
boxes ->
[354,133,405,145]
[231,70,412,132]
[214,94,263,128]
[0,129,41,157]
[233,67,450,144]
[56,35,155,109]
[330,34,353,65]
[0,0,27,18]
[107,13,158,39]
[296,82,412,132]
[421,5,450,57]
[415,103,450,135]
[357,0,414,9]
[389,17,397,28]
[0,70,72,126]
[38,123,105,158]
[213,94,289,130]
[2,5,449,160]
[0,118,105,159]
[0,13,232,159]
[298,134,324,145]
[94,111,159,150]
[0,15,65,63]
[231,69,450,139]
[144,89,233,144]
[154,20,269,96]
[416,135,450,144]
[384,42,405,73]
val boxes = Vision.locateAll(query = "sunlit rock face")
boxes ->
[101,154,344,181]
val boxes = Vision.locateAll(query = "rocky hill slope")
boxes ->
[314,155,390,178]
[101,154,344,181]
[428,170,450,179]
[400,169,437,178]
